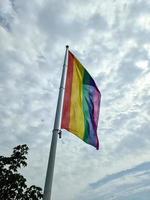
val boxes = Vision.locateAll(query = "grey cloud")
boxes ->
[114,123,150,155]
[112,0,150,45]
[79,162,150,200]
[88,13,108,31]
[0,1,14,31]
[90,161,150,189]
[129,0,150,18]
[37,1,86,43]
[37,1,110,48]
[118,59,142,82]
[112,111,138,129]
[117,47,148,83]
[0,14,12,31]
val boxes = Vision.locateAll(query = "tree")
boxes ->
[0,144,43,200]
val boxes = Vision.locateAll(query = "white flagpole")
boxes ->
[43,45,69,200]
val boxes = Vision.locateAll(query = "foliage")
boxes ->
[0,144,43,200]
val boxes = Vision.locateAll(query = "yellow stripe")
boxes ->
[69,59,85,139]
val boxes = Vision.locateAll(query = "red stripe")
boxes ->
[61,51,74,129]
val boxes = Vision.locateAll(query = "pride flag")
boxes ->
[61,51,101,149]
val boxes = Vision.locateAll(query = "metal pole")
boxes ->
[43,46,69,200]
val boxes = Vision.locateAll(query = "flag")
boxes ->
[61,50,101,149]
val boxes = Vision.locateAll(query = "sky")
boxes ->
[0,0,150,199]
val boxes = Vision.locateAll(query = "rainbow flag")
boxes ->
[61,51,101,149]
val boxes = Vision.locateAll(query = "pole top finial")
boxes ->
[66,45,69,49]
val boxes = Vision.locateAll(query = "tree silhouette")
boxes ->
[0,144,43,200]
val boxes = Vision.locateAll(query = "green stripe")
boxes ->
[82,70,90,143]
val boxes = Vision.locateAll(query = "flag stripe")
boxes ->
[61,52,74,130]
[69,57,85,139]
[82,70,100,149]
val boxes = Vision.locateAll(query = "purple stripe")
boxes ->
[83,85,100,149]
[93,88,101,149]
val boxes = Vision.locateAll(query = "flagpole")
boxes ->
[43,45,69,200]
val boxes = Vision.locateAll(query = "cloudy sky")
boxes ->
[0,0,150,199]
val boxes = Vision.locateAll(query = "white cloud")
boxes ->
[0,0,150,200]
